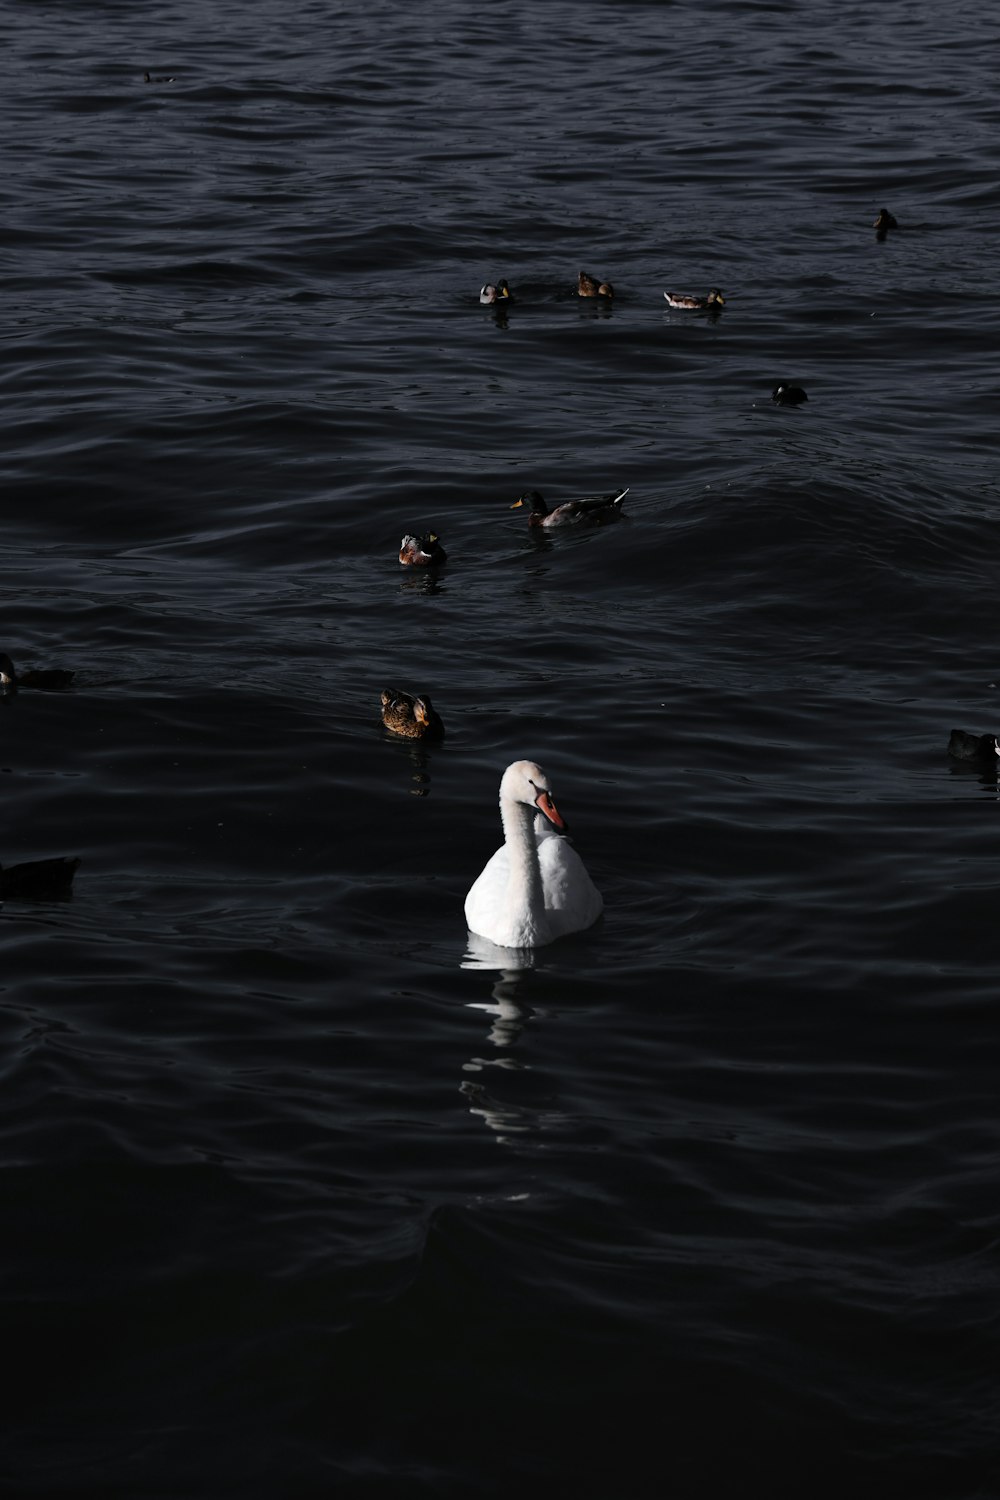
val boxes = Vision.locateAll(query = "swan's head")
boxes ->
[500,759,567,830]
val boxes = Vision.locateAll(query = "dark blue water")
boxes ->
[3,1,1000,1495]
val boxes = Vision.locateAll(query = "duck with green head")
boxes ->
[511,487,628,529]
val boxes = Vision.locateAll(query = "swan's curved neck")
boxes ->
[500,793,544,932]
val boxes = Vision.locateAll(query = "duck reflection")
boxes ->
[579,298,614,321]
[399,570,446,597]
[382,735,436,796]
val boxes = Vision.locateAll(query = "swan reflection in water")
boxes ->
[460,937,571,1144]
[461,931,535,1043]
[459,942,541,1140]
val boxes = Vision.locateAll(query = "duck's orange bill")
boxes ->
[535,789,567,829]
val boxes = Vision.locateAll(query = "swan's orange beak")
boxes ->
[535,788,567,830]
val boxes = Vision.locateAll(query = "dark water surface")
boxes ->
[3,0,1000,1495]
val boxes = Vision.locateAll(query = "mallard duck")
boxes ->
[399,533,448,566]
[873,208,898,233]
[0,652,74,692]
[480,280,512,305]
[143,71,175,83]
[663,288,725,310]
[510,487,629,529]
[0,856,80,900]
[772,384,808,406]
[380,688,445,740]
[948,729,999,765]
[578,271,614,299]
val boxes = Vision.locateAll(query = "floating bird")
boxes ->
[0,856,80,900]
[143,71,175,83]
[873,207,898,234]
[772,384,808,406]
[578,271,614,298]
[380,688,445,740]
[480,280,512,305]
[465,760,603,949]
[947,730,999,766]
[663,288,726,310]
[510,487,629,529]
[0,652,74,692]
[399,533,448,566]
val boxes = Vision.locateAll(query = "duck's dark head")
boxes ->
[511,491,549,515]
[772,384,808,405]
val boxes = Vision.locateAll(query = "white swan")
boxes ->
[464,760,603,950]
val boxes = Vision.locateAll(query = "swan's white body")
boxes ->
[464,760,603,950]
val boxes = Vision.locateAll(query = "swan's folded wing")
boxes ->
[464,846,509,934]
[538,835,603,933]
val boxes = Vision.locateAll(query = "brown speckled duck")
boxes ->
[399,533,448,567]
[0,856,80,900]
[663,288,725,310]
[578,271,614,299]
[0,651,74,692]
[380,688,445,740]
[510,487,629,529]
